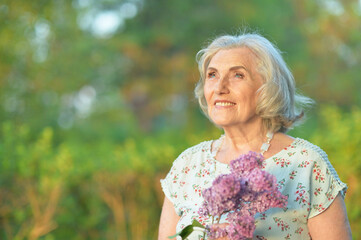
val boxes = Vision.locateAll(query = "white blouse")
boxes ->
[161,137,347,240]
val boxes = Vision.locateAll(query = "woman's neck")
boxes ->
[221,125,267,155]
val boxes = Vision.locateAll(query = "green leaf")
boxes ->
[191,219,204,228]
[168,225,193,239]
[179,225,195,239]
[167,220,205,239]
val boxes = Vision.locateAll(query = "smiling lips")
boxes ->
[214,100,236,107]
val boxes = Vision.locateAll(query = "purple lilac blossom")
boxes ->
[198,151,288,240]
[200,174,242,216]
[205,224,228,239]
[229,151,263,176]
[245,168,277,192]
[226,215,255,239]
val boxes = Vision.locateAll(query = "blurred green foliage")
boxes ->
[0,0,360,239]
[1,107,360,239]
[310,106,361,238]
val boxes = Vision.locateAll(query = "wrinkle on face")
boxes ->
[203,47,264,129]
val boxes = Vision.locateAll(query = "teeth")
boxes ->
[215,102,235,106]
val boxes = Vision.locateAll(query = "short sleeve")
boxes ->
[160,151,188,216]
[308,149,347,219]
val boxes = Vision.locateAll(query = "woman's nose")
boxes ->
[215,75,230,94]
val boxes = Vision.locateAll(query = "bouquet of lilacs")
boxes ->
[170,151,288,240]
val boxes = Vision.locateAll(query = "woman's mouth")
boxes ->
[214,101,236,107]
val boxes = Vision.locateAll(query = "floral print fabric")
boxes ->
[160,137,347,240]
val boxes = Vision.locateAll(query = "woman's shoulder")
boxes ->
[292,137,328,160]
[291,138,343,179]
[177,139,213,159]
[169,139,214,169]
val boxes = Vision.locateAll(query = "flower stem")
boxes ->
[217,214,222,224]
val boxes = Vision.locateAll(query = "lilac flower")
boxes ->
[200,174,242,216]
[196,151,288,240]
[244,168,277,192]
[212,174,242,199]
[229,151,264,176]
[226,215,255,240]
[226,210,251,223]
[250,191,288,213]
[205,224,228,239]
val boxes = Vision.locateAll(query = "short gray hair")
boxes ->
[194,32,313,133]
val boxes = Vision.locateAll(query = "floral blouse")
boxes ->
[160,137,347,240]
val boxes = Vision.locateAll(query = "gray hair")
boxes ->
[194,32,313,133]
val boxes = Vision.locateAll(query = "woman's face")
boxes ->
[204,47,264,128]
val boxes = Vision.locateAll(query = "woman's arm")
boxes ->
[308,193,352,239]
[158,196,181,240]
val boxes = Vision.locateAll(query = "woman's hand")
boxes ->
[214,236,229,240]
[211,223,230,240]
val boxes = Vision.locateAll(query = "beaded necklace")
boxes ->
[213,132,274,161]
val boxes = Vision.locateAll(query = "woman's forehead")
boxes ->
[208,47,257,70]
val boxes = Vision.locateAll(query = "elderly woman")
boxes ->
[158,33,352,239]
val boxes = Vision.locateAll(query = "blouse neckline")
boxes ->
[208,136,302,166]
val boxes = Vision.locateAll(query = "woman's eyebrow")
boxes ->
[206,67,217,72]
[207,66,249,72]
[229,65,248,72]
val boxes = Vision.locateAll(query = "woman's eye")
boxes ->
[207,72,216,78]
[235,73,244,78]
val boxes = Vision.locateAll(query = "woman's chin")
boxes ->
[211,119,235,128]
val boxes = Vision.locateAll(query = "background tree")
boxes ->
[0,0,360,239]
